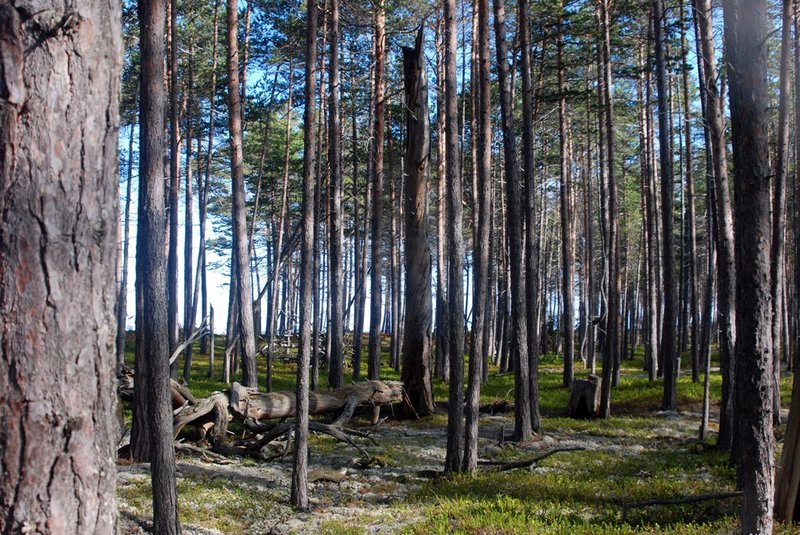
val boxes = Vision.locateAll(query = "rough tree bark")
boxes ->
[0,2,120,531]
[722,0,775,531]
[400,28,436,418]
[226,0,258,388]
[292,0,318,510]
[443,0,466,474]
[328,0,345,389]
[653,0,678,411]
[520,0,542,431]
[132,0,182,531]
[465,0,492,471]
[598,0,619,420]
[493,0,532,441]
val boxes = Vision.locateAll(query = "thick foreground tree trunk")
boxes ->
[0,3,120,531]
[400,29,436,417]
[722,0,775,532]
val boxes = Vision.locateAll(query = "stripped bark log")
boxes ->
[118,377,403,461]
[229,380,405,421]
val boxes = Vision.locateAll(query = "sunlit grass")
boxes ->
[119,330,796,534]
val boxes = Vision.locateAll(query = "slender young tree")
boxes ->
[401,28,436,417]
[598,0,620,419]
[444,0,466,473]
[678,0,700,384]
[770,0,793,426]
[653,0,678,411]
[182,42,196,382]
[557,1,575,389]
[292,0,318,510]
[636,30,659,382]
[226,0,258,388]
[693,0,737,452]
[0,2,120,531]
[118,115,136,368]
[199,0,220,357]
[722,0,775,531]
[776,6,800,520]
[167,0,180,372]
[267,56,295,392]
[434,17,450,382]
[368,0,387,381]
[465,0,493,471]
[519,0,542,431]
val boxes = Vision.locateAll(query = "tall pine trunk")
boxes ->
[167,0,180,375]
[465,0,493,471]
[368,0,387,381]
[494,0,532,441]
[0,3,120,531]
[226,0,258,388]
[722,0,775,530]
[653,0,678,411]
[292,0,318,510]
[557,3,575,388]
[444,0,466,473]
[328,0,345,389]
[693,0,737,453]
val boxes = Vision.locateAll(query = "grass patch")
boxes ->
[118,333,794,534]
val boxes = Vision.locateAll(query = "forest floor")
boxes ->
[116,339,797,534]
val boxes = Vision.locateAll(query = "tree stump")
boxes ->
[567,375,602,418]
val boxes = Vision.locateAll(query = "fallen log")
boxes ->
[117,366,198,409]
[229,380,405,422]
[118,374,403,461]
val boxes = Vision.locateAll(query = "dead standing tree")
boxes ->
[401,27,436,418]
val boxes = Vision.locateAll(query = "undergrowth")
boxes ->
[118,332,795,534]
